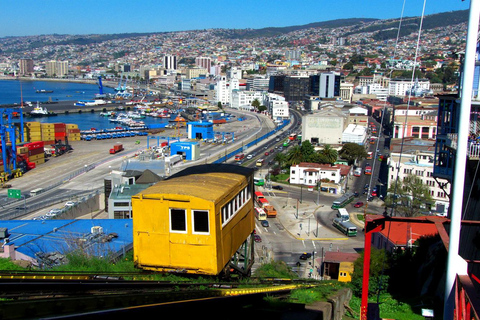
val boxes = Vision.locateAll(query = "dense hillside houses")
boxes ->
[0,11,467,221]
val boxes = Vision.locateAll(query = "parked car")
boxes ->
[254,235,262,242]
[272,185,283,190]
[46,209,61,217]
[353,201,364,208]
[261,220,269,227]
[65,201,76,207]
[299,252,312,260]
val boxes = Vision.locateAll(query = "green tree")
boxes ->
[317,144,338,165]
[350,247,389,297]
[273,152,287,168]
[384,174,434,217]
[257,105,267,112]
[286,145,304,166]
[338,143,368,165]
[343,61,354,70]
[251,99,261,109]
[300,140,315,162]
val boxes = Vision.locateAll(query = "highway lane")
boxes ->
[0,108,281,219]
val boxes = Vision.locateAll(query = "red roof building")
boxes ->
[371,220,439,252]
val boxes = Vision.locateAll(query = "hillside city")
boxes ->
[0,12,466,90]
[0,9,476,318]
[0,11,468,218]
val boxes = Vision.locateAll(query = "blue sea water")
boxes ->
[0,80,171,131]
[0,79,115,105]
[29,112,171,131]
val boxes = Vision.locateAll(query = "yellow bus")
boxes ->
[256,159,264,167]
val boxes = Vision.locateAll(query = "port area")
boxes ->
[0,107,269,221]
[1,99,150,116]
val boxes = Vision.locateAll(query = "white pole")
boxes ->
[443,1,480,319]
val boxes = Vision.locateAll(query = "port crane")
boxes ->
[0,108,26,181]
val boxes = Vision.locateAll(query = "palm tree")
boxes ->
[273,152,287,168]
[286,145,303,166]
[317,144,338,165]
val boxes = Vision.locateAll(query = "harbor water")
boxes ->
[0,79,115,105]
[1,79,173,131]
[25,112,172,131]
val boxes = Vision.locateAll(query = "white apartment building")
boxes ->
[389,78,430,96]
[230,90,263,110]
[246,75,270,91]
[354,83,389,101]
[269,100,289,122]
[215,77,229,105]
[215,76,239,105]
[387,151,450,216]
[228,67,242,80]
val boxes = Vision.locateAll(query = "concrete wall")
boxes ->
[305,288,353,320]
[58,193,101,219]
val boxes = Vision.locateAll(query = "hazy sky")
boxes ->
[0,0,470,37]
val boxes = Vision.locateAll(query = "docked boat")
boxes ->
[28,103,57,118]
[74,99,107,107]
[127,111,145,119]
[99,111,116,117]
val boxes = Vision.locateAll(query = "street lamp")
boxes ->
[316,179,321,205]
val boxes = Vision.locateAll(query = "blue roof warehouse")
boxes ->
[0,219,132,268]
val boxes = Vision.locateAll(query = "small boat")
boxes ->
[100,111,116,117]
[36,89,54,93]
[28,103,57,118]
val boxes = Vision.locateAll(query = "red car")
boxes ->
[265,152,269,156]
[353,201,364,208]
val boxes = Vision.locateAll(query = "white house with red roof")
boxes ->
[289,162,351,194]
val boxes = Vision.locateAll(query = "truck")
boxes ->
[110,144,124,154]
[263,205,277,218]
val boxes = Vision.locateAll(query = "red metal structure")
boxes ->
[360,214,480,319]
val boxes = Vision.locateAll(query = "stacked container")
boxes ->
[54,123,66,143]
[41,123,55,144]
[66,124,81,141]
[25,141,45,167]
[25,122,42,143]
[16,144,35,170]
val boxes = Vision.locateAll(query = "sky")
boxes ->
[0,0,471,37]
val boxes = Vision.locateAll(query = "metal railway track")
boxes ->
[0,273,315,319]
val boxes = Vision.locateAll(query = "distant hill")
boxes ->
[216,18,378,39]
[1,10,469,47]
[356,10,469,40]
[214,10,469,40]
